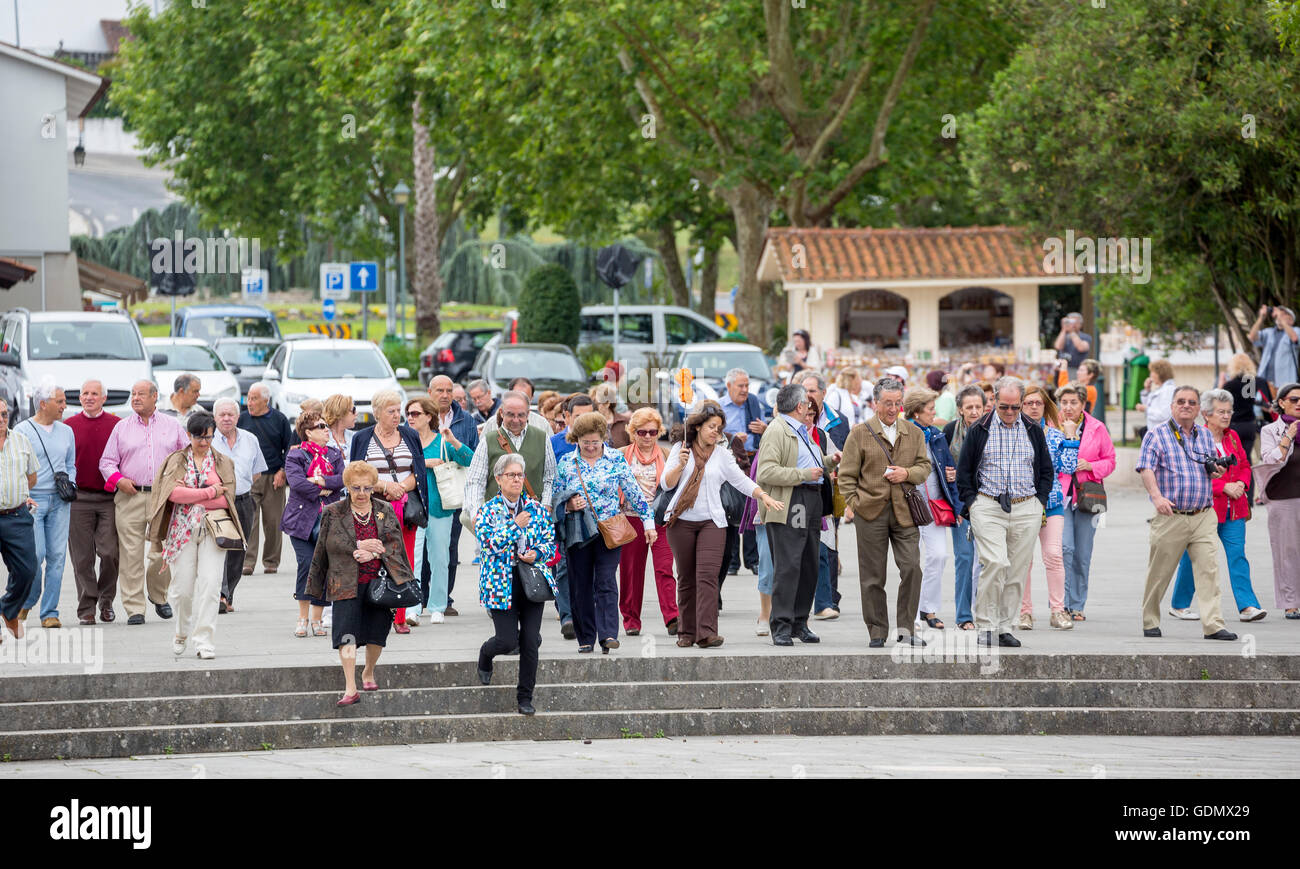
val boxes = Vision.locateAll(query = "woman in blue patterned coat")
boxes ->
[474,453,557,716]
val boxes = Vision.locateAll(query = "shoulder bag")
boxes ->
[204,508,245,551]
[367,563,421,609]
[1068,419,1107,514]
[865,425,933,527]
[377,436,428,529]
[575,458,637,548]
[432,437,466,511]
[28,425,76,503]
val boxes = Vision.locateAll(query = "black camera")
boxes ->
[1203,453,1237,473]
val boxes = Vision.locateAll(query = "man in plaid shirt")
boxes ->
[1136,384,1235,640]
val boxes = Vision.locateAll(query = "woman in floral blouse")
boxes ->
[554,412,654,653]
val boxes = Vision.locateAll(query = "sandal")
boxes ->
[310,619,326,637]
[577,644,594,653]
[294,618,308,638]
[1071,610,1086,621]
[921,613,945,630]
[957,621,975,631]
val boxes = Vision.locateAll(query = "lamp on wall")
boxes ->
[73,117,85,166]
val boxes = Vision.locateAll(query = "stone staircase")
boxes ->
[3,653,1297,760]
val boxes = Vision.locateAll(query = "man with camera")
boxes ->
[1053,313,1092,379]
[1249,305,1298,392]
[1136,385,1236,640]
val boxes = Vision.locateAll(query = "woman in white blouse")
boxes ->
[1136,358,1178,435]
[661,402,783,649]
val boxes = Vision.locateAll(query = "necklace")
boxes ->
[351,506,373,522]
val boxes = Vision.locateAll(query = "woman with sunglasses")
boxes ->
[306,461,415,705]
[1258,382,1300,619]
[146,412,244,660]
[617,408,680,636]
[1017,383,1075,631]
[405,396,472,625]
[282,410,345,638]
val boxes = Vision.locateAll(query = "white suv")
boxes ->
[261,338,409,425]
[0,308,164,419]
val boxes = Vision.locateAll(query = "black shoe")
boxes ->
[1143,627,1162,638]
[665,617,679,636]
[560,621,575,640]
[977,630,994,646]
[477,667,492,686]
[518,702,535,716]
[796,627,820,643]
[1204,629,1238,641]
[154,603,173,620]
[868,638,886,648]
[897,634,926,646]
[127,614,145,626]
[997,632,1021,647]
[218,597,228,615]
[772,634,794,647]
[626,629,640,636]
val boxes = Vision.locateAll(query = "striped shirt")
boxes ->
[1136,421,1214,511]
[0,429,39,509]
[977,415,1037,498]
[367,436,414,484]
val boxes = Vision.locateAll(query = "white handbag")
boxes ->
[433,438,466,511]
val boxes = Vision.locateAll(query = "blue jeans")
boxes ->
[755,524,775,595]
[553,546,572,624]
[951,522,979,625]
[413,514,453,614]
[1061,505,1099,612]
[1171,518,1260,611]
[815,542,837,612]
[0,508,37,620]
[23,493,70,620]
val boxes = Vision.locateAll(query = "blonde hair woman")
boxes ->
[322,393,358,456]
[617,407,680,636]
[825,368,863,426]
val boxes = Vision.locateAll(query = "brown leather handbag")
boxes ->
[866,425,934,527]
[575,459,637,548]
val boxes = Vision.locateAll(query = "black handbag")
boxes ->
[29,426,76,503]
[515,559,554,603]
[366,563,420,609]
[720,482,746,526]
[651,483,677,527]
[377,440,428,530]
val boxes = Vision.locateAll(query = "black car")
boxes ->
[213,337,283,398]
[419,328,499,386]
[466,341,593,402]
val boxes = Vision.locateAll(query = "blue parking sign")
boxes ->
[349,261,378,292]
[322,299,336,322]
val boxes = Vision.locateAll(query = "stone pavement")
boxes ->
[1,490,1296,677]
[1,735,1296,778]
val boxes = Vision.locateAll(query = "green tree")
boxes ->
[517,264,581,349]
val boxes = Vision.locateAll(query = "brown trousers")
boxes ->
[854,507,923,641]
[70,490,119,620]
[243,473,286,571]
[666,519,725,642]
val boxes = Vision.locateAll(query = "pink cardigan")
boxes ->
[168,467,228,510]
[1058,412,1116,504]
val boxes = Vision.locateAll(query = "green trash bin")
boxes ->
[1124,354,1149,410]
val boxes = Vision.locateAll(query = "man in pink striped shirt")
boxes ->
[98,380,188,625]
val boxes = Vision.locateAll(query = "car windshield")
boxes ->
[185,316,276,342]
[493,349,586,382]
[680,350,771,381]
[216,341,278,366]
[27,321,144,361]
[287,348,390,379]
[153,344,226,371]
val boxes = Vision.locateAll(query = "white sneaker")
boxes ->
[1239,606,1267,622]
[196,649,215,660]
[755,618,770,636]
[429,611,445,624]
[1169,607,1200,620]
[813,608,839,620]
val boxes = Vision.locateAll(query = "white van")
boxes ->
[503,304,726,368]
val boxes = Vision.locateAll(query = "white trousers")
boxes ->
[167,524,226,655]
[916,522,950,618]
[970,496,1042,635]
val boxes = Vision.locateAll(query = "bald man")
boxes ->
[427,374,479,615]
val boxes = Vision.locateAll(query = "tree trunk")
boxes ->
[699,240,719,323]
[1197,233,1253,361]
[720,184,773,347]
[654,220,690,308]
[412,96,442,341]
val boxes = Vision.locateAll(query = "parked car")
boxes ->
[418,328,498,386]
[213,337,282,397]
[172,304,281,344]
[144,338,244,411]
[260,338,409,425]
[0,308,165,420]
[466,341,591,404]
[501,304,727,368]
[0,354,27,426]
[661,341,777,424]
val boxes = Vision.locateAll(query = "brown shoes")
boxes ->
[100,606,115,623]
[696,636,725,648]
[1018,613,1034,631]
[41,617,62,629]
[17,608,29,622]
[676,637,694,647]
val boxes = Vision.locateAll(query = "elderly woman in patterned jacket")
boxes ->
[474,453,557,716]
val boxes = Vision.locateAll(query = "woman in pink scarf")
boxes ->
[282,410,346,637]
[1256,383,1300,619]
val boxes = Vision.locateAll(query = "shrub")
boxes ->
[517,264,580,349]
[577,342,613,376]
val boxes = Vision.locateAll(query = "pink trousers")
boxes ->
[1021,513,1066,614]
[618,516,679,631]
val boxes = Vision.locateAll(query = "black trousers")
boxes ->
[479,576,544,703]
[765,486,822,636]
[222,493,256,604]
[445,510,463,607]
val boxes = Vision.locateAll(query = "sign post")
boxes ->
[350,261,379,341]
[322,298,336,322]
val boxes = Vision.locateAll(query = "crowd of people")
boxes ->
[0,314,1297,712]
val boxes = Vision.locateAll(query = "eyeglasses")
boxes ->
[1283,396,1300,404]
[1174,399,1199,407]
[0,411,9,418]
[348,486,374,494]
[192,433,213,442]
[349,406,356,414]
[407,410,425,417]
[996,403,1021,412]
[634,429,658,438]
[311,422,329,430]
[1021,399,1044,408]
[498,472,525,479]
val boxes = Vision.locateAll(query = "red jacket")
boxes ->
[1210,427,1252,523]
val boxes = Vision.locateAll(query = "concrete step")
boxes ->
[8,705,1300,760]
[4,679,1298,733]
[7,653,1298,702]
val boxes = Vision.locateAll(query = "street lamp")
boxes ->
[393,181,410,344]
[73,117,85,166]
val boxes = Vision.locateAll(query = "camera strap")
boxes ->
[1168,421,1212,465]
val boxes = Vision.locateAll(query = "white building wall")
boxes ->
[0,53,73,254]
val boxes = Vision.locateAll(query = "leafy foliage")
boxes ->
[517,264,581,349]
